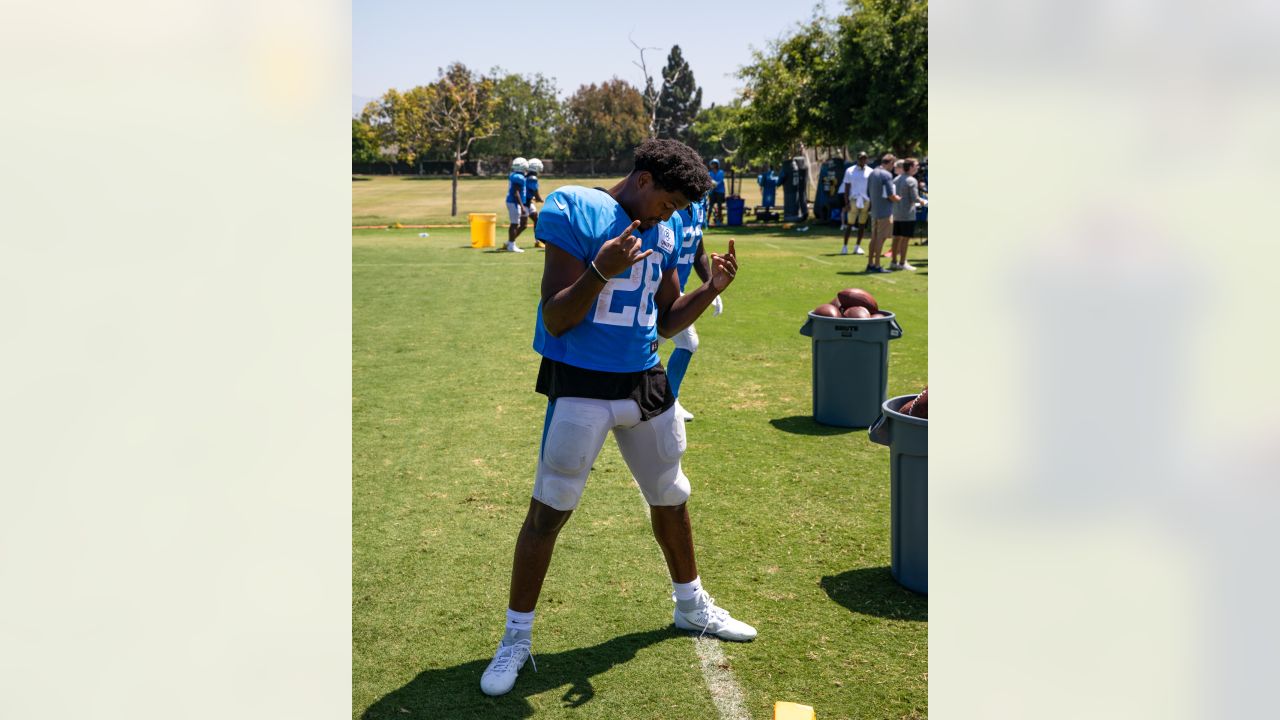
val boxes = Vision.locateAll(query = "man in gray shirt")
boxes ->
[891,158,925,271]
[865,154,899,273]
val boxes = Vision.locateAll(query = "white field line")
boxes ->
[804,256,834,265]
[764,243,782,250]
[636,493,752,720]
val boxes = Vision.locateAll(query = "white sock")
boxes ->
[673,576,703,606]
[504,608,534,642]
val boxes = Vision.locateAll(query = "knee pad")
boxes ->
[616,406,690,506]
[534,402,609,511]
[649,469,691,507]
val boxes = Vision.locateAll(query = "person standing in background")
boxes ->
[891,157,925,271]
[526,158,545,248]
[707,159,726,227]
[865,153,899,273]
[838,152,872,255]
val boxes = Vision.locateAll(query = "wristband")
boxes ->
[588,261,609,284]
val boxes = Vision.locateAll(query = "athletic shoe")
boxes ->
[480,638,536,696]
[508,243,525,253]
[534,240,545,248]
[675,400,694,422]
[840,246,849,255]
[900,263,917,271]
[889,264,903,271]
[853,246,865,255]
[871,266,892,273]
[674,591,757,641]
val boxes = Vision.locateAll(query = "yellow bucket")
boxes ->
[468,213,497,248]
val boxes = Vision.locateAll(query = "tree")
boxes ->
[352,118,380,168]
[561,79,648,173]
[690,102,746,165]
[655,45,702,143]
[473,71,563,161]
[422,63,500,216]
[735,16,841,165]
[831,0,928,155]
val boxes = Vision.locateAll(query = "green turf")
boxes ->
[354,224,928,720]
[353,175,785,227]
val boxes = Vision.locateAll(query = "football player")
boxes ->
[504,156,529,252]
[525,158,545,247]
[666,192,723,422]
[480,139,755,698]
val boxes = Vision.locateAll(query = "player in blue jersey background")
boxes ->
[665,195,722,422]
[481,139,754,698]
[525,157,545,248]
[503,156,530,253]
[707,158,726,226]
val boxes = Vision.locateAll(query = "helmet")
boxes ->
[527,158,543,173]
[511,156,529,173]
[710,158,721,166]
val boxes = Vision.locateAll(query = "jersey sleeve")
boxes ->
[534,192,589,260]
[664,213,684,272]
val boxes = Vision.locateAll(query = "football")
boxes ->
[836,288,878,313]
[812,303,841,318]
[909,386,928,419]
[842,305,871,319]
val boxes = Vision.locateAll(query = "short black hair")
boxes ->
[633,138,714,201]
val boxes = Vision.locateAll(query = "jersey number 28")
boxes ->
[594,255,663,328]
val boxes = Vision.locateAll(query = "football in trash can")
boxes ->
[812,303,841,318]
[842,306,871,319]
[900,386,928,419]
[836,288,878,313]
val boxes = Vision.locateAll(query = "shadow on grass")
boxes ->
[820,567,927,621]
[361,627,677,720]
[352,176,372,181]
[769,415,859,436]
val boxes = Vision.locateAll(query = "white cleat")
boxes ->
[675,400,694,422]
[853,246,865,255]
[840,246,849,255]
[480,638,535,696]
[900,262,916,271]
[673,591,757,642]
[508,242,525,253]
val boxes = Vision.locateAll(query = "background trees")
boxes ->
[351,0,927,174]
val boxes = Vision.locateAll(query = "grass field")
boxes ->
[353,175,786,227]
[353,216,928,719]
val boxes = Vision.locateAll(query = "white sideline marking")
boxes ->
[765,243,781,250]
[636,494,752,720]
[805,256,834,265]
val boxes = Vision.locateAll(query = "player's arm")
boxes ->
[541,220,651,337]
[692,238,711,284]
[657,239,736,338]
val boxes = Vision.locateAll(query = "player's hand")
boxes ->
[711,295,724,317]
[708,239,737,293]
[593,219,652,277]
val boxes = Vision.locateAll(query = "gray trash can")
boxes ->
[868,394,928,594]
[798,311,903,427]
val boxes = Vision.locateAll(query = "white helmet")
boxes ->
[527,158,543,173]
[511,156,529,173]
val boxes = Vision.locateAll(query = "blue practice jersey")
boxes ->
[525,172,539,203]
[533,186,684,373]
[674,199,704,291]
[505,172,527,204]
[710,169,725,193]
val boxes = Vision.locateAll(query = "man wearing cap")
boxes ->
[838,152,872,256]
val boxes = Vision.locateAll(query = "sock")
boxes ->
[667,349,693,397]
[504,608,534,643]
[673,576,703,611]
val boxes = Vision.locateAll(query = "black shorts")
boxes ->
[893,220,916,237]
[711,191,725,204]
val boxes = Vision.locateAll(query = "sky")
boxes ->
[353,0,832,115]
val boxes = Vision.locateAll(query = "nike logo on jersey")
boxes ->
[553,197,567,211]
